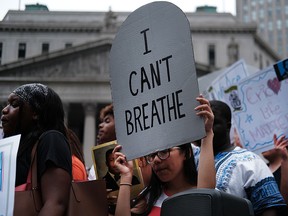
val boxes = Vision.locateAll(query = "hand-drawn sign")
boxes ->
[232,66,288,154]
[109,1,205,160]
[205,60,249,101]
[0,135,21,216]
[274,58,288,81]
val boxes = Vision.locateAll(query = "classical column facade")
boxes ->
[63,102,70,126]
[83,103,96,167]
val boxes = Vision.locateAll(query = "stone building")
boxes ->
[0,5,280,166]
[236,0,288,58]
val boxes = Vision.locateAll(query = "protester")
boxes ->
[200,100,286,216]
[67,128,87,181]
[88,104,117,180]
[1,83,72,215]
[113,95,215,216]
[97,104,116,145]
[88,104,151,186]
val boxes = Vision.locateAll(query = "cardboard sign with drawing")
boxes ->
[227,65,288,154]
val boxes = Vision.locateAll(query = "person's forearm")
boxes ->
[197,130,216,189]
[281,159,288,204]
[115,175,132,216]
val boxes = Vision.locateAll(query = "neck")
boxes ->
[163,177,194,195]
[214,143,235,155]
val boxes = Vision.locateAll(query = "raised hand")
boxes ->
[113,145,134,180]
[273,134,288,161]
[195,95,214,133]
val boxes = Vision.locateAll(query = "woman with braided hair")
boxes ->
[1,83,72,215]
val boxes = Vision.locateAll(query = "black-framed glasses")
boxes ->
[145,147,180,164]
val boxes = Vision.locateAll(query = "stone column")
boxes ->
[83,103,96,168]
[63,102,69,126]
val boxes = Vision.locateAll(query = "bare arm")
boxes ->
[39,167,71,216]
[281,158,288,204]
[260,208,277,216]
[275,135,288,204]
[262,134,287,173]
[195,96,215,189]
[264,134,288,204]
[113,145,133,216]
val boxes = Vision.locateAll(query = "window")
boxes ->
[42,43,49,54]
[285,6,288,15]
[268,22,273,31]
[243,15,250,23]
[259,10,264,19]
[65,43,72,48]
[277,20,282,30]
[208,44,215,67]
[18,43,26,59]
[0,42,2,65]
[252,11,257,21]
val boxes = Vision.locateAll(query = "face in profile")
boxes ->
[1,93,35,137]
[97,114,116,144]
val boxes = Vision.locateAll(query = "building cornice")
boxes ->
[190,23,257,34]
[0,37,114,72]
[254,34,280,61]
[0,23,104,33]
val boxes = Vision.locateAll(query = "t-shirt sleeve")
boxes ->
[243,157,286,215]
[37,130,72,178]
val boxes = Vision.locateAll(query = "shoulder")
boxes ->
[38,130,68,148]
[37,130,70,159]
[215,147,259,163]
[39,130,67,141]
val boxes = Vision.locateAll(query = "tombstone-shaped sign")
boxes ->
[109,1,205,160]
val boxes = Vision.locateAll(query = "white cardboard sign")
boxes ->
[230,66,288,154]
[109,1,205,160]
[206,59,249,101]
[0,135,21,216]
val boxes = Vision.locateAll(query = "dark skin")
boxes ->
[1,93,36,137]
[1,93,71,216]
[210,107,234,155]
[211,101,278,216]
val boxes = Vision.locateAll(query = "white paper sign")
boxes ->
[230,66,288,154]
[206,59,249,101]
[0,135,21,216]
[109,1,205,160]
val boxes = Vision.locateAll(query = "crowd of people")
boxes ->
[1,83,287,216]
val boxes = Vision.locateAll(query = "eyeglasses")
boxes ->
[145,147,180,164]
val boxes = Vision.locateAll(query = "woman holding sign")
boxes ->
[113,95,215,215]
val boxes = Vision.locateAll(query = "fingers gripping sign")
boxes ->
[195,95,214,133]
[113,145,134,180]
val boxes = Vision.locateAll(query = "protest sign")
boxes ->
[228,66,288,154]
[205,59,249,101]
[274,58,288,81]
[109,1,205,159]
[0,135,21,216]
